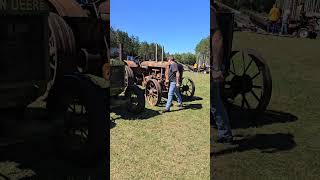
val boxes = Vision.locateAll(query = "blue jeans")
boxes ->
[211,82,233,139]
[165,81,182,110]
[281,22,288,34]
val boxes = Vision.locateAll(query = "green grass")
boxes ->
[212,32,320,180]
[111,72,210,179]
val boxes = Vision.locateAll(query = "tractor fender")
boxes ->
[47,0,88,17]
[124,60,139,68]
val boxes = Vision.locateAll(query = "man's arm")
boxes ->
[212,30,224,81]
[176,71,180,85]
[211,7,224,81]
[212,30,223,71]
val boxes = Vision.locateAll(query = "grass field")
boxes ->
[111,72,210,179]
[212,32,320,180]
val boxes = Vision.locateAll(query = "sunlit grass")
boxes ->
[111,72,210,179]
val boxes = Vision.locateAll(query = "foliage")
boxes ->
[111,27,208,65]
[111,27,164,60]
[195,36,210,57]
[172,53,197,65]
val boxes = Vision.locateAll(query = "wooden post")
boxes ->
[119,43,123,61]
[155,44,158,62]
[161,46,164,62]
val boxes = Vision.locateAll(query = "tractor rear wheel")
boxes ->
[145,79,162,106]
[47,74,108,166]
[42,13,76,99]
[125,85,145,113]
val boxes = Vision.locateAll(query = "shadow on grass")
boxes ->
[157,96,204,107]
[212,133,296,157]
[0,107,107,179]
[228,109,298,129]
[112,108,161,121]
[182,96,203,102]
[169,103,203,112]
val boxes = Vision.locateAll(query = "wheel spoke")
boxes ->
[250,90,261,102]
[241,97,245,110]
[229,70,236,75]
[232,61,236,74]
[244,60,253,74]
[253,85,262,89]
[68,105,75,112]
[242,51,246,75]
[242,94,251,109]
[251,71,261,80]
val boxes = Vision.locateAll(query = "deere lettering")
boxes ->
[0,0,46,11]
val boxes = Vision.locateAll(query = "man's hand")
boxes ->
[165,80,169,86]
[212,70,224,82]
[176,83,180,88]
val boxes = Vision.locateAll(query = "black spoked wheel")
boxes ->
[180,77,195,100]
[47,74,108,166]
[125,85,145,113]
[298,28,309,38]
[145,79,162,106]
[223,49,272,119]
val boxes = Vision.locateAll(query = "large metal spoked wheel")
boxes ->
[43,13,76,98]
[125,84,145,113]
[47,75,107,166]
[297,28,309,38]
[223,49,272,118]
[180,77,195,100]
[145,79,162,106]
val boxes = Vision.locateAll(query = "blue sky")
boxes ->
[111,0,209,54]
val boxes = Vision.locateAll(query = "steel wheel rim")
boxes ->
[299,29,308,38]
[63,100,89,152]
[181,78,193,97]
[48,24,58,90]
[225,50,271,113]
[146,81,159,106]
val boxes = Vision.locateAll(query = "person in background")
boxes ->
[162,57,183,113]
[194,62,198,72]
[211,5,233,143]
[280,9,291,35]
[268,4,281,33]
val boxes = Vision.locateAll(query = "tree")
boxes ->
[195,36,210,57]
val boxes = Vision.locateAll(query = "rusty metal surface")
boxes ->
[124,60,139,68]
[48,0,88,17]
[140,61,169,68]
[99,0,109,14]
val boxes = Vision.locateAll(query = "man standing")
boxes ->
[162,57,183,113]
[268,4,281,33]
[280,9,290,35]
[211,4,233,143]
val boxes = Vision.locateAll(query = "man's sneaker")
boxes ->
[162,109,170,113]
[217,137,234,144]
[177,104,184,110]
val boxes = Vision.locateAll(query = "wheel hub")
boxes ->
[230,74,253,95]
[181,85,189,91]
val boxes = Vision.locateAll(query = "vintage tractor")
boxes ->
[213,5,272,119]
[110,44,145,113]
[124,53,196,107]
[0,0,142,165]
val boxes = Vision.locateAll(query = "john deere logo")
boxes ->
[0,0,48,11]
